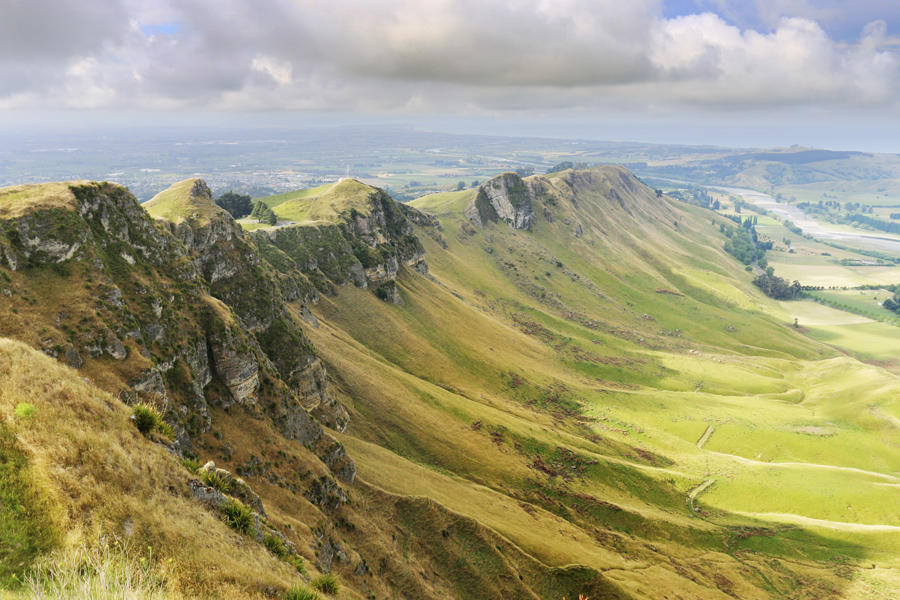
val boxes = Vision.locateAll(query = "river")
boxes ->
[714,186,900,256]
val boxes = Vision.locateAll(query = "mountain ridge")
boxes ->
[1,165,898,599]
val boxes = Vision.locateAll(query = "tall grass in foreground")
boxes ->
[25,536,173,600]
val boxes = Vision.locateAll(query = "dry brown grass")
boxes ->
[0,182,87,219]
[0,337,303,598]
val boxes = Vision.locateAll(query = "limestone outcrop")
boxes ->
[465,172,536,230]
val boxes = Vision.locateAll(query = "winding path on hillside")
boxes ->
[696,424,715,449]
[706,450,900,482]
[731,511,900,533]
[687,478,716,514]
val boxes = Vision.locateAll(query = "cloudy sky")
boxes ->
[2,0,900,149]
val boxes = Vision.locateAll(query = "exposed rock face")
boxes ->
[197,461,266,516]
[148,181,348,430]
[263,188,428,304]
[0,180,355,481]
[188,473,296,553]
[465,173,536,230]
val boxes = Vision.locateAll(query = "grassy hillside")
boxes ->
[254,180,375,225]
[144,178,226,225]
[0,337,305,598]
[298,167,899,598]
[1,168,898,599]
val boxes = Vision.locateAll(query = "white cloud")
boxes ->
[0,0,897,115]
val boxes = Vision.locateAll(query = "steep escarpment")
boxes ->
[256,180,430,304]
[5,165,896,600]
[0,180,346,460]
[147,179,348,431]
[465,171,537,230]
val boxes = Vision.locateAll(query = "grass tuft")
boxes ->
[220,499,254,535]
[14,402,36,419]
[131,404,172,439]
[289,555,307,576]
[311,573,339,595]
[200,469,232,494]
[264,534,287,558]
[25,535,171,599]
[180,457,201,474]
[284,584,321,600]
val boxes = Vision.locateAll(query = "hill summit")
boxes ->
[1,166,898,599]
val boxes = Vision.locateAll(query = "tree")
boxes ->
[753,273,802,300]
[456,181,466,191]
[251,200,277,225]
[216,191,253,218]
[470,180,480,188]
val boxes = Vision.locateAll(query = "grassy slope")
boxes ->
[0,337,304,597]
[254,180,373,225]
[144,178,224,225]
[298,167,899,598]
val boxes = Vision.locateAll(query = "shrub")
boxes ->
[180,458,201,474]
[14,402,35,419]
[311,573,339,595]
[200,469,231,494]
[130,404,172,438]
[264,534,287,558]
[284,585,320,600]
[220,499,254,535]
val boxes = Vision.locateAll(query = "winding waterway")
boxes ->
[715,185,900,256]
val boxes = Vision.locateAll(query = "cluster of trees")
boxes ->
[723,224,763,266]
[883,292,900,313]
[667,187,720,210]
[251,200,277,225]
[839,212,900,234]
[753,271,802,300]
[456,180,481,191]
[797,200,874,214]
[783,220,803,235]
[546,161,589,174]
[215,191,253,218]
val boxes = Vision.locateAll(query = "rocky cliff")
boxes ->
[465,172,537,230]
[0,180,351,474]
[259,182,430,304]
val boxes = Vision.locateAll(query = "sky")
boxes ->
[2,0,900,150]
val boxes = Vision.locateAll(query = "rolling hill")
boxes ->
[0,166,897,599]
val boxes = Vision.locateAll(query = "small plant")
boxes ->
[14,402,35,419]
[311,573,339,595]
[264,534,287,558]
[180,457,201,474]
[201,469,232,494]
[130,404,172,438]
[289,555,308,576]
[220,499,254,535]
[284,584,320,600]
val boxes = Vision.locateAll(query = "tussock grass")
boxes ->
[0,337,307,597]
[200,468,232,494]
[284,584,320,600]
[24,535,173,600]
[131,403,173,439]
[220,499,254,535]
[310,573,339,595]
